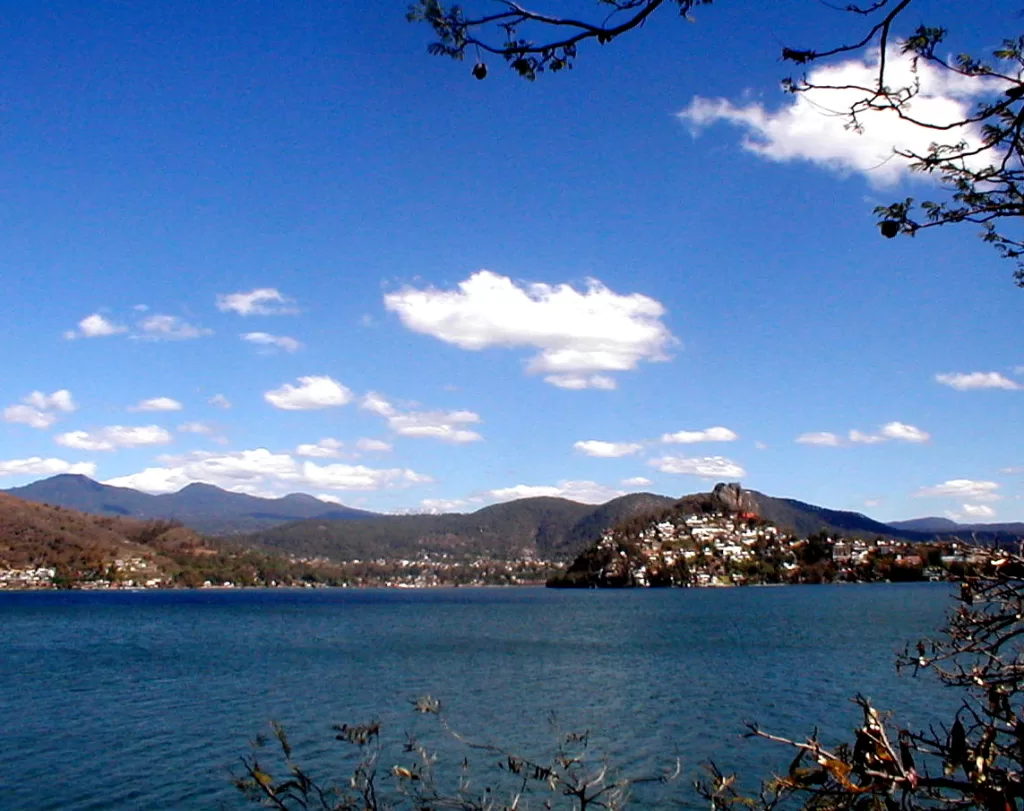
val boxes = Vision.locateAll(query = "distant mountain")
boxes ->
[746,492,911,539]
[889,516,1024,537]
[244,492,679,562]
[6,475,1022,562]
[889,517,962,533]
[2,475,377,534]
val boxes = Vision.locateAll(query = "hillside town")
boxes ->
[550,508,976,588]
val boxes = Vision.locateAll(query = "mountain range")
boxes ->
[3,475,1023,564]
[2,474,376,534]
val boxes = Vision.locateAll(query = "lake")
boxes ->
[0,584,958,809]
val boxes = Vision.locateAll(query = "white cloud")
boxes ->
[137,314,212,340]
[55,425,173,452]
[796,432,842,447]
[388,410,482,443]
[420,497,472,514]
[178,422,215,435]
[216,288,298,316]
[880,421,930,443]
[959,504,996,519]
[3,390,78,429]
[209,394,232,409]
[916,479,1001,502]
[356,438,392,453]
[800,423,929,446]
[621,476,652,487]
[574,440,644,458]
[848,429,885,444]
[65,313,127,339]
[754,441,768,450]
[864,498,883,508]
[384,270,675,388]
[648,455,746,478]
[241,332,303,353]
[546,374,618,390]
[295,438,344,458]
[0,457,97,478]
[361,391,396,417]
[936,372,1021,391]
[103,448,430,496]
[24,390,77,413]
[484,480,625,504]
[3,405,56,430]
[679,47,1005,186]
[264,376,353,410]
[128,397,183,412]
[661,426,738,444]
[360,391,483,443]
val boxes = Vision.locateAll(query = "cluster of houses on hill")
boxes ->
[551,509,972,588]
[0,556,166,590]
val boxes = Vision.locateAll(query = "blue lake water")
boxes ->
[0,584,958,809]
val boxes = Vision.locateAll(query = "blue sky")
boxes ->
[2,0,1021,522]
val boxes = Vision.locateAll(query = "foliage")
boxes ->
[410,1,1024,284]
[697,549,1024,811]
[235,697,680,810]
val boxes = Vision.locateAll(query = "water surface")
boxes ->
[0,584,957,809]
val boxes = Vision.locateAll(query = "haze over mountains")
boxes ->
[3,475,1023,566]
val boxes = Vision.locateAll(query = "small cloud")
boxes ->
[0,457,97,478]
[574,440,644,458]
[796,432,842,447]
[648,455,746,478]
[753,441,768,450]
[1001,466,1024,474]
[66,313,127,339]
[880,421,930,443]
[361,391,397,417]
[915,479,1001,502]
[137,315,212,341]
[483,480,625,504]
[209,394,232,409]
[661,426,738,444]
[935,372,1021,391]
[178,422,215,435]
[128,397,183,412]
[241,332,302,353]
[864,498,883,508]
[546,374,617,390]
[848,429,885,444]
[420,497,471,514]
[621,476,652,487]
[3,390,78,429]
[217,288,298,316]
[959,503,996,519]
[55,425,173,452]
[355,438,392,453]
[361,391,482,443]
[264,376,352,411]
[295,438,344,459]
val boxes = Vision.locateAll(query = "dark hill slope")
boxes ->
[0,492,208,574]
[246,494,678,562]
